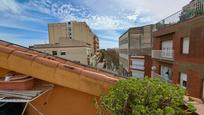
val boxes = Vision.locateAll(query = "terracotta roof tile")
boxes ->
[35,57,59,68]
[26,50,47,57]
[81,70,118,83]
[0,45,15,54]
[0,41,10,46]
[9,45,29,52]
[0,40,121,84]
[58,63,81,74]
[12,51,37,61]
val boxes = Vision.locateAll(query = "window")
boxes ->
[61,51,66,56]
[160,65,172,81]
[161,40,173,58]
[69,37,72,39]
[69,28,72,31]
[180,73,187,88]
[68,22,71,25]
[182,37,190,54]
[52,51,57,56]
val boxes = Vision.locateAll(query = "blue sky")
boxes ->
[0,0,190,49]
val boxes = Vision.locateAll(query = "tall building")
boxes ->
[181,0,204,20]
[30,21,99,65]
[48,21,93,46]
[152,14,204,99]
[119,25,155,77]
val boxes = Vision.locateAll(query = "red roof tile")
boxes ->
[0,40,121,84]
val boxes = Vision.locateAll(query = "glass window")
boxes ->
[160,65,172,81]
[180,73,187,88]
[52,51,57,56]
[182,37,190,54]
[61,51,66,56]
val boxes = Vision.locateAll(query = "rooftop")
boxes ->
[0,40,122,96]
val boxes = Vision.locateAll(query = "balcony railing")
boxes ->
[152,50,174,61]
[156,3,204,30]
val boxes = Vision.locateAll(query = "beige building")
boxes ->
[119,25,155,77]
[30,21,99,65]
[30,39,92,65]
[48,21,96,49]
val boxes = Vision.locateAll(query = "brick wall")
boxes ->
[144,55,152,77]
[153,15,204,99]
[187,69,202,98]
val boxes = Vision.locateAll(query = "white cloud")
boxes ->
[47,2,152,30]
[124,0,191,20]
[43,0,191,30]
[0,0,192,48]
[0,0,22,14]
[0,20,47,33]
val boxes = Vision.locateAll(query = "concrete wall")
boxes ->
[119,25,154,76]
[48,23,69,44]
[34,47,90,65]
[26,84,97,115]
[49,21,95,48]
[119,32,129,74]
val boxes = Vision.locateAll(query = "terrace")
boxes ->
[156,4,204,30]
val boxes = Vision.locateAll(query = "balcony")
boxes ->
[152,50,174,61]
[156,6,204,30]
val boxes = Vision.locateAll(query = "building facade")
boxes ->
[130,56,152,78]
[152,14,204,99]
[30,39,92,65]
[30,21,99,65]
[119,25,155,77]
[48,21,94,46]
[93,35,99,53]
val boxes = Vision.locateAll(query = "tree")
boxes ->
[96,78,196,115]
[99,49,119,71]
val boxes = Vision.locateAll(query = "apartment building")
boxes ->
[48,21,94,46]
[181,0,204,20]
[152,14,204,99]
[30,21,99,65]
[119,25,155,77]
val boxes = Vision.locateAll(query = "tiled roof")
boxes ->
[0,40,122,96]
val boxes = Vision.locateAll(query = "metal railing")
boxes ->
[156,1,204,30]
[152,50,174,61]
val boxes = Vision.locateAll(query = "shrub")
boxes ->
[96,77,196,115]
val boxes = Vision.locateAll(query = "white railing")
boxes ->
[152,50,174,61]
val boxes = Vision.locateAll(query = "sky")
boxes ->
[0,0,191,49]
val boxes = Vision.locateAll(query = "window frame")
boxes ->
[52,51,58,56]
[60,51,66,56]
[180,72,187,88]
[181,37,190,55]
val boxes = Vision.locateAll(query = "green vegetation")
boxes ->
[96,78,196,115]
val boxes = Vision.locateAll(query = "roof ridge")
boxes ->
[0,40,122,82]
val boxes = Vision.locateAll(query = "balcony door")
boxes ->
[161,40,173,58]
